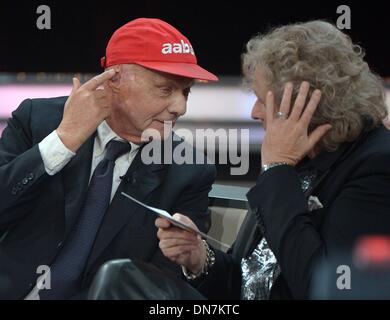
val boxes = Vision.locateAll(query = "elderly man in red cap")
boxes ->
[0,18,218,300]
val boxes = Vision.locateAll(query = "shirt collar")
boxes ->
[96,120,140,157]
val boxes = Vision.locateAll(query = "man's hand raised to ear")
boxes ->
[57,69,116,152]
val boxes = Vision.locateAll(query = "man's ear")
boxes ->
[106,66,121,93]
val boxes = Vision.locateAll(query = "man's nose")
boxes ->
[168,95,187,117]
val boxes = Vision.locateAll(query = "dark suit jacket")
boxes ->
[194,125,390,299]
[0,97,216,300]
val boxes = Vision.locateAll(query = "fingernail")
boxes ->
[301,81,309,88]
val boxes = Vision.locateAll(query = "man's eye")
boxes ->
[160,87,173,94]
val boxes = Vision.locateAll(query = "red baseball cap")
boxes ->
[101,18,218,81]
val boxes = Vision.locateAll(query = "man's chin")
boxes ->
[141,126,173,142]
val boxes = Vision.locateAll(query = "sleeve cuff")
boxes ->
[38,130,76,176]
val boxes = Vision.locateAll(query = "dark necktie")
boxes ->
[40,140,131,299]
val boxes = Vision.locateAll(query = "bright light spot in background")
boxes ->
[182,86,256,122]
[0,83,258,121]
[0,84,72,118]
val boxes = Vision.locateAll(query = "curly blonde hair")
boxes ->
[242,20,388,151]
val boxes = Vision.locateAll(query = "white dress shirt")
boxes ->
[38,121,140,201]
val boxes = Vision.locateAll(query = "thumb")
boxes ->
[173,213,197,228]
[308,124,332,148]
[71,77,81,95]
[172,213,187,222]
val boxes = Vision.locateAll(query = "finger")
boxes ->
[157,227,197,242]
[71,77,81,95]
[168,254,192,265]
[157,225,194,239]
[290,81,310,121]
[173,213,198,230]
[159,238,199,250]
[174,253,191,263]
[83,69,116,91]
[160,239,199,250]
[162,245,199,258]
[168,253,190,264]
[155,218,171,229]
[265,91,275,123]
[278,82,294,115]
[308,124,332,149]
[300,89,322,126]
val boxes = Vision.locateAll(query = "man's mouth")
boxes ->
[156,120,176,126]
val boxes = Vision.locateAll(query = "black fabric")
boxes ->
[193,125,390,299]
[0,97,216,299]
[88,259,205,300]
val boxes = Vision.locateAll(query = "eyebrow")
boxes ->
[152,77,171,86]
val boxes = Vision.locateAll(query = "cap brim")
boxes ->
[134,61,218,81]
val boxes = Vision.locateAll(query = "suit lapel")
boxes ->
[84,150,167,275]
[61,134,95,238]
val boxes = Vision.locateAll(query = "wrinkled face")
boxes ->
[251,68,270,130]
[108,64,194,142]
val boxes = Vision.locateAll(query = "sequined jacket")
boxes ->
[193,125,390,299]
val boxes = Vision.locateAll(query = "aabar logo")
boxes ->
[161,40,195,55]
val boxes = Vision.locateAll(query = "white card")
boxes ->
[121,192,230,250]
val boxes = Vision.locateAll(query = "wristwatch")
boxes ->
[182,240,216,281]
